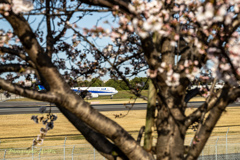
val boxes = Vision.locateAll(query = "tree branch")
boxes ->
[184,88,200,103]
[3,10,69,92]
[0,64,30,73]
[184,90,221,128]
[219,46,240,80]
[137,126,145,144]
[0,78,59,102]
[141,36,159,70]
[185,85,238,159]
[46,0,53,57]
[53,3,81,43]
[23,9,112,16]
[0,47,35,67]
[79,0,135,15]
[230,13,240,35]
[56,92,153,159]
[57,104,128,160]
[228,87,240,102]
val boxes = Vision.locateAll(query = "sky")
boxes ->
[1,2,215,83]
[0,9,132,81]
[0,8,147,82]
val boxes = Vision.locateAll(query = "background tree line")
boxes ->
[76,77,149,90]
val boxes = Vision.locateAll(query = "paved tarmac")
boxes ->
[0,102,147,114]
[0,101,239,115]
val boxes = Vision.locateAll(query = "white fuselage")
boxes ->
[71,87,118,97]
[37,85,118,98]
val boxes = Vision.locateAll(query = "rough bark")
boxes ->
[156,101,186,160]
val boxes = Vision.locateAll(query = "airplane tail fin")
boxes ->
[37,85,46,91]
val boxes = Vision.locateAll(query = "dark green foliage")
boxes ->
[91,78,104,87]
[104,77,149,91]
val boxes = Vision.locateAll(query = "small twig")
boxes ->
[137,126,145,144]
[195,78,218,137]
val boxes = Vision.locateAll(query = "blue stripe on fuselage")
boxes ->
[72,89,114,94]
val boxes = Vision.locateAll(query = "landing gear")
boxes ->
[110,95,113,99]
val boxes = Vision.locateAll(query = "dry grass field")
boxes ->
[0,104,240,149]
[0,110,148,149]
[185,107,240,135]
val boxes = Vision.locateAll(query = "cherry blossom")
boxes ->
[12,0,33,14]
[166,71,180,87]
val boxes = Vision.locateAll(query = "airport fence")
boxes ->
[0,133,240,160]
[185,134,240,160]
[0,143,106,160]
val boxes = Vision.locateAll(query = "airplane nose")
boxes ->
[115,90,118,94]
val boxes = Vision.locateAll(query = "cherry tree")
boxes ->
[0,0,240,159]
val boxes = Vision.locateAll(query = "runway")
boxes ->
[0,101,239,115]
[0,102,148,115]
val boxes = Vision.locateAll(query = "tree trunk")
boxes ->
[155,95,186,160]
[144,79,157,151]
[156,114,185,160]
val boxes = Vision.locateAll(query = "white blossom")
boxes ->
[138,31,148,39]
[170,41,177,46]
[225,13,234,25]
[165,71,180,87]
[205,3,214,19]
[143,21,152,31]
[132,18,138,27]
[128,4,136,12]
[152,23,162,31]
[107,45,113,52]
[218,5,227,16]
[161,62,166,68]
[234,4,240,13]
[12,0,34,14]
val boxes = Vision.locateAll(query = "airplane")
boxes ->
[71,87,118,99]
[189,84,223,90]
[37,85,118,99]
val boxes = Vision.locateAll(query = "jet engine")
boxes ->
[90,93,99,98]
